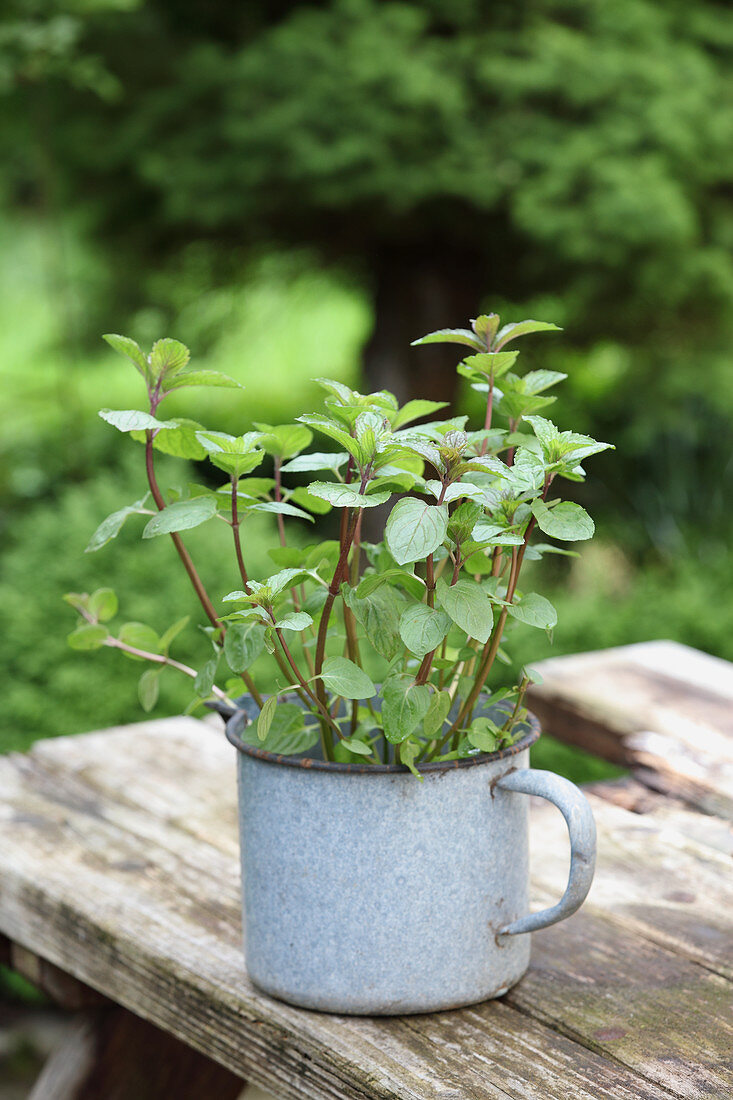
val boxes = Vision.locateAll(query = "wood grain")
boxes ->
[1,715,731,1099]
[528,640,733,817]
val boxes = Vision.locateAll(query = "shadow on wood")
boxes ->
[28,1007,245,1100]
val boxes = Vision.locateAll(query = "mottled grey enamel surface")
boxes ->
[232,733,596,1015]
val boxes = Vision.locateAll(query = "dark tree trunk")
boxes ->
[363,245,485,408]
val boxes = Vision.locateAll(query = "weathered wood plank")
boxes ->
[586,778,733,858]
[0,719,697,1100]
[528,640,733,817]
[504,889,733,1099]
[28,1008,244,1100]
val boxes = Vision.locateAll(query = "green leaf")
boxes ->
[267,568,321,597]
[224,621,265,673]
[531,500,595,541]
[242,702,316,755]
[472,314,500,343]
[281,451,349,473]
[343,585,403,660]
[385,498,448,565]
[99,409,167,432]
[457,351,519,381]
[118,621,160,656]
[496,389,555,421]
[142,497,217,538]
[196,430,264,476]
[149,338,190,377]
[423,690,452,738]
[138,669,161,712]
[296,414,362,461]
[276,611,314,632]
[462,550,495,574]
[507,593,558,630]
[287,487,331,515]
[399,738,424,779]
[382,675,431,744]
[425,480,485,503]
[237,477,275,499]
[102,333,149,380]
[257,695,277,741]
[495,320,561,348]
[88,587,118,622]
[254,423,313,459]
[448,500,484,544]
[436,578,494,644]
[522,369,568,394]
[411,328,484,350]
[338,736,373,757]
[268,546,306,568]
[524,415,559,452]
[320,656,376,700]
[472,523,524,547]
[392,400,448,430]
[163,369,242,391]
[63,592,89,615]
[356,569,425,601]
[307,482,390,509]
[467,717,500,752]
[399,604,452,658]
[194,656,219,697]
[137,418,208,460]
[158,616,190,653]
[248,500,314,522]
[67,624,108,650]
[85,494,150,553]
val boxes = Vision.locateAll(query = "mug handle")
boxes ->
[496,768,597,936]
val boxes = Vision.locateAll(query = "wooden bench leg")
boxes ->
[28,1007,245,1100]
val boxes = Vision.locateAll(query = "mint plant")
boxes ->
[65,318,611,771]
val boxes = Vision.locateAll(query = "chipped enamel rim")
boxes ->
[225,708,540,774]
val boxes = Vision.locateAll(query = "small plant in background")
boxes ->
[66,318,611,772]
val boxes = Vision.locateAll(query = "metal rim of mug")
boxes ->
[225,709,541,774]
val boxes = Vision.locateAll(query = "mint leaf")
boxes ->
[142,497,217,538]
[531,499,594,541]
[399,604,452,658]
[385,498,448,565]
[320,657,376,699]
[436,578,494,644]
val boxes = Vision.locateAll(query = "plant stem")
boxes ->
[423,481,448,611]
[313,477,366,729]
[501,674,529,737]
[445,471,554,740]
[314,511,360,682]
[267,611,341,756]
[103,637,233,705]
[425,555,436,608]
[144,427,262,708]
[479,375,494,456]
[273,456,287,548]
[230,475,251,593]
[145,431,221,631]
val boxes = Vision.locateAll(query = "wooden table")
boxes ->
[1,640,731,1099]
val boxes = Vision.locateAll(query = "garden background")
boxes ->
[2,0,733,787]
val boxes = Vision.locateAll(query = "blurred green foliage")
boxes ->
[1,0,732,783]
